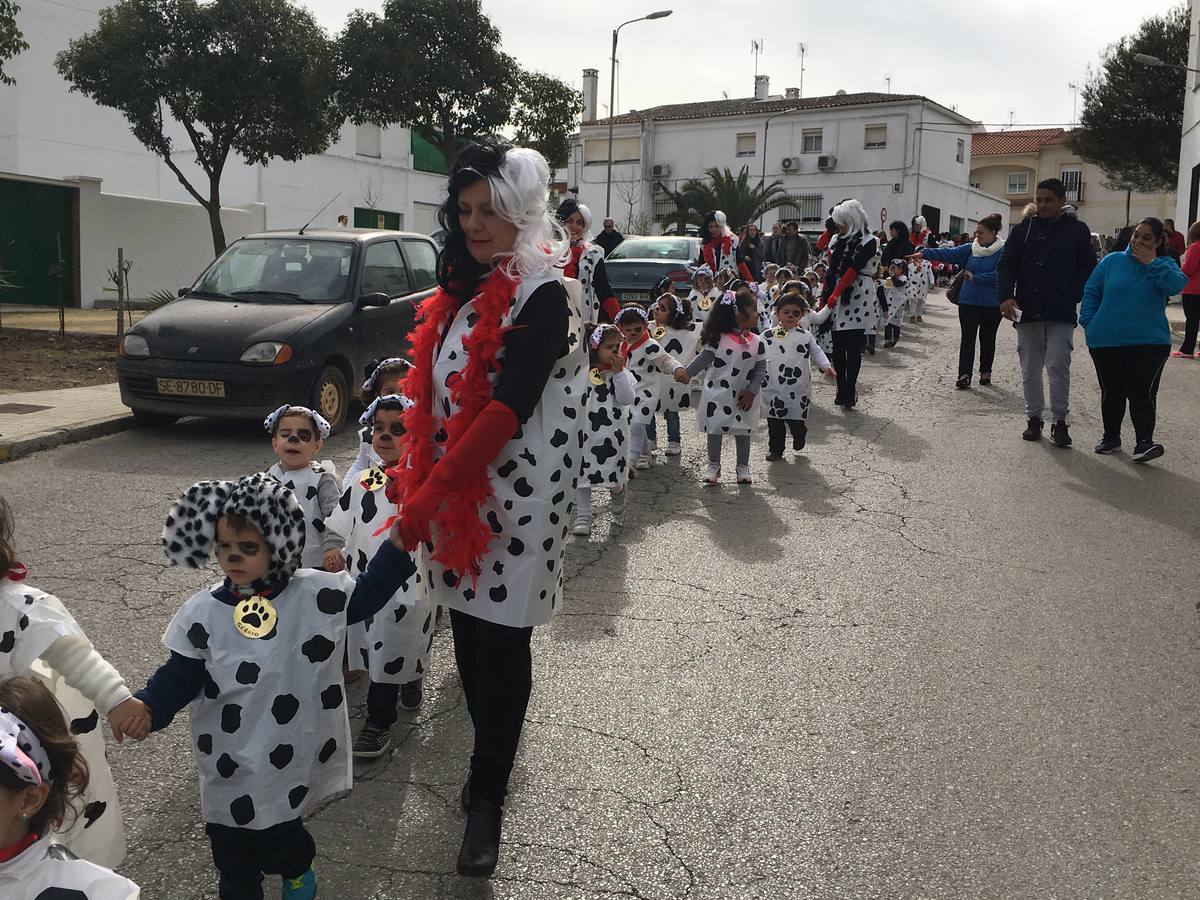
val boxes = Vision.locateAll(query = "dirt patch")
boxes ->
[0,328,118,391]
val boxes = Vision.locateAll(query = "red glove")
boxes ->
[816,229,833,253]
[398,400,520,551]
[737,260,754,283]
[601,296,621,322]
[827,267,858,307]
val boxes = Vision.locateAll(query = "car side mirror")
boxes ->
[177,286,190,297]
[356,292,390,310]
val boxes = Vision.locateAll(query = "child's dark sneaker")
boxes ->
[1022,417,1044,441]
[765,451,782,461]
[352,723,392,759]
[1132,441,1164,463]
[400,679,423,711]
[1050,421,1072,448]
[792,429,807,451]
[282,868,317,899]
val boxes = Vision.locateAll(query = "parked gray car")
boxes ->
[602,236,701,306]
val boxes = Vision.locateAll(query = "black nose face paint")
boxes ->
[287,435,301,445]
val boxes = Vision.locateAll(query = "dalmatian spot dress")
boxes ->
[573,243,606,325]
[882,276,909,327]
[0,834,139,899]
[696,332,767,436]
[326,470,433,684]
[626,334,683,427]
[267,462,338,570]
[831,237,882,333]
[804,306,834,359]
[907,260,932,317]
[421,275,588,629]
[0,581,124,868]
[688,289,720,325]
[761,326,830,422]
[162,570,356,829]
[657,325,698,412]
[580,369,633,488]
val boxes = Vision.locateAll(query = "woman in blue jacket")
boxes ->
[1080,217,1187,462]
[916,213,1006,389]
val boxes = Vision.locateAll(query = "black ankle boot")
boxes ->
[457,799,502,877]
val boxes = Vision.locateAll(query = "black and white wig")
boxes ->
[556,197,594,242]
[702,210,734,238]
[436,139,568,294]
[830,198,871,243]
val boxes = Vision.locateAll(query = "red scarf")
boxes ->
[393,269,518,582]
[0,832,37,863]
[2,563,27,582]
[564,242,586,279]
[702,234,733,271]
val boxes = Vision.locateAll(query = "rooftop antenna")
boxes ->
[752,38,764,80]
[797,42,807,98]
[1068,81,1079,127]
[1008,108,1015,129]
[884,74,891,94]
[298,191,343,235]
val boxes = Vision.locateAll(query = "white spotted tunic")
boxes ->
[581,369,634,489]
[695,332,767,435]
[656,324,699,412]
[162,570,355,829]
[831,239,881,333]
[266,462,338,570]
[882,276,909,327]
[421,276,588,629]
[761,326,830,421]
[687,288,720,325]
[0,581,125,868]
[574,244,606,325]
[626,333,683,426]
[326,469,433,684]
[0,834,139,899]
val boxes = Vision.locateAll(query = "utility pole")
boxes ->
[1068,81,1079,127]
[797,43,807,98]
[752,39,763,80]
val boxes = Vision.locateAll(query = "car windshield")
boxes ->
[606,239,694,261]
[192,239,355,302]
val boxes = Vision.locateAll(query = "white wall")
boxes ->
[1176,0,1200,228]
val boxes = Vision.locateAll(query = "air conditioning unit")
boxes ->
[780,156,801,172]
[652,163,671,178]
[817,154,837,171]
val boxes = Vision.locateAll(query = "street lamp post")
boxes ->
[1135,52,1200,74]
[605,10,673,219]
[759,109,793,228]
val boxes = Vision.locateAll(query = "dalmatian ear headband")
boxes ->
[362,357,413,393]
[619,305,650,323]
[589,323,620,349]
[359,393,415,426]
[720,290,737,307]
[692,264,714,282]
[263,405,331,440]
[658,293,686,319]
[0,707,51,787]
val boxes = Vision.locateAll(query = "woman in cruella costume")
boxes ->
[392,141,587,879]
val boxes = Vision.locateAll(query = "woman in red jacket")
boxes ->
[1172,220,1200,358]
[700,211,754,282]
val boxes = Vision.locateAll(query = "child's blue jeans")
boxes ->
[645,411,681,445]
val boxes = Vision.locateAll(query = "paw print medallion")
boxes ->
[359,467,388,492]
[234,595,277,640]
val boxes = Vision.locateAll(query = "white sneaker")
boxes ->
[646,440,658,454]
[610,486,627,516]
[665,442,681,456]
[635,455,651,470]
[702,464,721,484]
[571,517,592,536]
[736,465,752,484]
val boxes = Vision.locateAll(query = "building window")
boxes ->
[735,133,757,157]
[1007,172,1029,195]
[956,139,965,164]
[774,194,825,225]
[949,215,964,236]
[1060,168,1083,203]
[584,136,641,165]
[864,125,887,149]
[969,179,982,190]
[356,124,381,158]
[801,129,823,154]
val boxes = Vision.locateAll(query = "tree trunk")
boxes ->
[208,177,227,256]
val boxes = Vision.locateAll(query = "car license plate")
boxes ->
[156,378,226,398]
[623,291,649,303]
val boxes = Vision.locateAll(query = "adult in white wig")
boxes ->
[557,198,620,323]
[389,140,586,879]
[701,210,754,282]
[820,198,882,408]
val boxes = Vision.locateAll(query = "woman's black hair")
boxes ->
[435,139,513,297]
[701,211,720,236]
[653,275,674,296]
[1112,225,1134,253]
[1135,217,1170,257]
[556,197,584,224]
[889,220,909,242]
[699,286,754,348]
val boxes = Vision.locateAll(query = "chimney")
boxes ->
[582,68,599,123]
[785,87,800,100]
[754,74,769,101]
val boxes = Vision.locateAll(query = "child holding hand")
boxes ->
[344,357,412,489]
[762,286,835,460]
[263,405,340,570]
[647,293,697,456]
[614,305,689,469]
[575,323,636,535]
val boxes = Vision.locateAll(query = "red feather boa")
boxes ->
[391,268,518,582]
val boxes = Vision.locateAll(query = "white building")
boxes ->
[0,0,447,307]
[1175,0,1200,228]
[565,74,1006,239]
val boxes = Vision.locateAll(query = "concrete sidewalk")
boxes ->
[0,383,133,462]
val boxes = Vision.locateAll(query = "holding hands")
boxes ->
[673,366,690,384]
[736,389,755,411]
[823,366,837,381]
[322,548,346,573]
[108,696,151,743]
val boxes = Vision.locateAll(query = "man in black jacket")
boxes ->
[775,221,811,270]
[996,178,1096,446]
[594,218,624,257]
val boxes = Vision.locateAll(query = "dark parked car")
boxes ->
[603,236,701,306]
[116,228,438,432]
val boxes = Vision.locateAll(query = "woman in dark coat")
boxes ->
[881,220,912,269]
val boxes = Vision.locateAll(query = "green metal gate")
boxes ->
[0,176,77,307]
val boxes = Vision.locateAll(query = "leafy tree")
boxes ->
[1067,4,1188,195]
[56,0,342,254]
[0,0,30,86]
[656,167,808,233]
[511,70,582,170]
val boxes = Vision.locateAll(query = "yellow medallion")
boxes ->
[233,595,277,640]
[774,327,790,339]
[588,367,606,386]
[698,296,713,311]
[651,325,667,340]
[359,467,387,492]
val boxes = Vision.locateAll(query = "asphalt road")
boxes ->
[4,291,1200,899]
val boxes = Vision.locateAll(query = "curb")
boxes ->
[0,414,137,463]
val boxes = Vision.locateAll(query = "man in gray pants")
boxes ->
[996,178,1097,446]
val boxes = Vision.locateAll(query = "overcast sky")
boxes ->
[304,0,1184,130]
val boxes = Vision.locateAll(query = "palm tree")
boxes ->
[656,166,805,233]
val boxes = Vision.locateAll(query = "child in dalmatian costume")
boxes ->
[646,292,698,457]
[344,358,413,489]
[323,395,433,759]
[557,199,620,325]
[762,285,835,460]
[687,265,721,325]
[881,260,909,347]
[575,324,636,536]
[614,305,689,470]
[0,677,140,899]
[0,498,143,870]
[128,473,416,900]
[700,210,754,283]
[819,198,882,409]
[907,257,932,322]
[684,285,768,485]
[262,405,340,570]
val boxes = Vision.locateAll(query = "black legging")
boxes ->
[1089,345,1171,443]
[449,609,533,807]
[830,329,865,401]
[1180,294,1200,355]
[957,304,1003,377]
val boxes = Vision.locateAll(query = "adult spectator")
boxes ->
[917,214,1005,389]
[336,214,350,227]
[594,217,624,256]
[775,221,810,270]
[1079,217,1186,462]
[1173,219,1200,358]
[880,220,911,268]
[1111,226,1133,253]
[1164,218,1185,261]
[996,177,1097,447]
[764,222,784,263]
[738,223,765,280]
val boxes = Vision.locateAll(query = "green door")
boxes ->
[353,207,402,230]
[0,177,76,307]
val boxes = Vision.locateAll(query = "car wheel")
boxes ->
[131,410,178,428]
[312,364,349,433]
